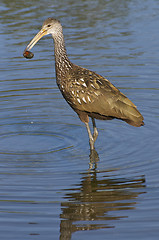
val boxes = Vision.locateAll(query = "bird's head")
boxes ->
[23,18,62,58]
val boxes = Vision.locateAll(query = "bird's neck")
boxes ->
[52,31,72,83]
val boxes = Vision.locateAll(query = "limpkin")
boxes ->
[24,18,144,150]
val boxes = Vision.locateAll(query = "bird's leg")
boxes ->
[91,118,98,142]
[85,122,95,150]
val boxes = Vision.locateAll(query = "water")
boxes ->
[0,0,159,239]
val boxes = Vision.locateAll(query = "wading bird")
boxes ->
[24,18,144,150]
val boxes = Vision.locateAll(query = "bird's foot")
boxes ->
[89,148,99,169]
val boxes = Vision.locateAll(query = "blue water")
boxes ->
[0,0,159,239]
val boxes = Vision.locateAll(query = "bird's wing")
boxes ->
[66,67,143,123]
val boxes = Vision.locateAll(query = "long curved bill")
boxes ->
[24,28,48,52]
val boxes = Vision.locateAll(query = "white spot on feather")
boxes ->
[82,96,87,103]
[97,80,103,85]
[80,78,84,82]
[87,96,91,102]
[82,82,87,88]
[67,100,72,105]
[77,98,81,104]
[91,83,96,89]
[94,92,99,96]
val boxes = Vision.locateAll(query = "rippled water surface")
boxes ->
[0,0,159,239]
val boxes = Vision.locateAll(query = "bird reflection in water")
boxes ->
[59,166,146,240]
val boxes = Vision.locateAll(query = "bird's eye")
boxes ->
[47,24,51,27]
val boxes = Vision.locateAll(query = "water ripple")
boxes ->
[0,131,73,155]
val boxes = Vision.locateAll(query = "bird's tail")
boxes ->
[115,93,144,127]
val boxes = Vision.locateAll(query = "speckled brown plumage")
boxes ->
[24,17,144,150]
